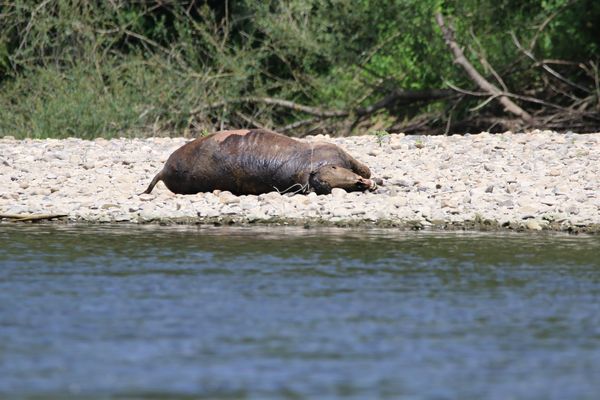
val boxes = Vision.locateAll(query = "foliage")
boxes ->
[371,130,390,147]
[0,0,598,138]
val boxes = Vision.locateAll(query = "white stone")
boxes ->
[331,188,347,199]
[218,191,240,204]
[525,219,543,231]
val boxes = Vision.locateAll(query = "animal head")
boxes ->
[309,165,377,195]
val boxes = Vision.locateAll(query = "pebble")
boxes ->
[0,131,598,230]
[218,191,240,204]
[525,219,543,231]
[331,188,347,199]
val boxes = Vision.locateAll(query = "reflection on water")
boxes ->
[1,224,600,399]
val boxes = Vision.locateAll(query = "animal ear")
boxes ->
[308,168,330,195]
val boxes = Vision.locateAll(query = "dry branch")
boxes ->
[279,117,321,132]
[435,13,533,124]
[191,97,349,118]
[510,32,590,94]
[0,213,68,222]
[233,111,270,130]
[355,89,453,116]
[192,89,453,128]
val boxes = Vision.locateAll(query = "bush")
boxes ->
[0,0,598,138]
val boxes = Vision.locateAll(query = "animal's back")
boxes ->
[207,130,310,194]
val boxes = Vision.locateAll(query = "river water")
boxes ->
[1,225,599,399]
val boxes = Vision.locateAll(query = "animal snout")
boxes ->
[357,177,377,191]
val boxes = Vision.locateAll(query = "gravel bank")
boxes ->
[1,130,599,232]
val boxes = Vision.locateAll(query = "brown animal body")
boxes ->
[143,129,378,195]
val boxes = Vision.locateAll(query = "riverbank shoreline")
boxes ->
[1,130,599,233]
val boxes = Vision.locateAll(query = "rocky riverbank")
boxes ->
[1,130,599,233]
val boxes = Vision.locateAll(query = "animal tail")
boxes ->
[140,170,164,195]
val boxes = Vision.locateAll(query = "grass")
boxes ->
[371,130,390,147]
[0,58,213,139]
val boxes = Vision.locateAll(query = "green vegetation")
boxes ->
[372,130,390,147]
[1,0,598,138]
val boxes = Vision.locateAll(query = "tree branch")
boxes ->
[355,89,454,116]
[0,213,68,222]
[435,12,533,123]
[191,89,453,122]
[234,111,270,130]
[191,97,349,118]
[528,0,576,52]
[511,32,590,94]
[279,117,321,132]
[445,81,488,96]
